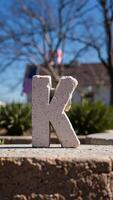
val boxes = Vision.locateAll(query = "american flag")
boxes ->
[23,65,37,94]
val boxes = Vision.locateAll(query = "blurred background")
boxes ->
[0,0,113,137]
[0,0,112,105]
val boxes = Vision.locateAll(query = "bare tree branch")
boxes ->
[0,0,88,83]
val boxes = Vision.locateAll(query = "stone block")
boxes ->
[0,145,113,200]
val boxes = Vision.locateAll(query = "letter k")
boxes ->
[32,75,80,147]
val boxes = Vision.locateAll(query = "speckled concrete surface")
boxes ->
[0,145,113,159]
[32,76,80,147]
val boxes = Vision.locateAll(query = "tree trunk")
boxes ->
[109,73,113,105]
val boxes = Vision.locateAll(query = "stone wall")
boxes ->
[1,132,113,145]
[0,145,113,200]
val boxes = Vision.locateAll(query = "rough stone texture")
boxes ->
[32,76,80,148]
[0,145,113,200]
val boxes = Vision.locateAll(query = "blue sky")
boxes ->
[0,0,104,103]
[0,0,27,103]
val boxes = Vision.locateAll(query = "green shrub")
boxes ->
[1,101,113,136]
[0,103,31,136]
[67,100,113,135]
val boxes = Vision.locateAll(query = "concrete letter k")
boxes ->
[32,76,80,147]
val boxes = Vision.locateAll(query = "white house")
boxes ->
[23,63,111,104]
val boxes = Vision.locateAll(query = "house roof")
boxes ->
[24,63,110,88]
[62,63,110,87]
